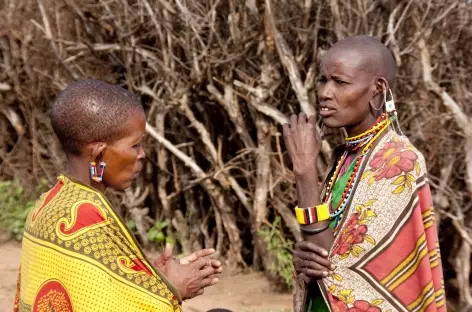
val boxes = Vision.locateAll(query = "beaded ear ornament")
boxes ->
[89,161,106,182]
[384,88,404,136]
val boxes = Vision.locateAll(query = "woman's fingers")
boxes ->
[308,114,317,129]
[296,241,329,257]
[302,268,329,279]
[210,277,219,286]
[210,259,222,268]
[192,256,213,270]
[290,114,298,128]
[293,252,329,278]
[293,241,334,277]
[298,250,333,269]
[282,123,295,155]
[298,112,307,124]
[180,248,216,264]
[293,253,330,272]
[282,123,291,136]
[199,265,218,278]
[200,276,219,288]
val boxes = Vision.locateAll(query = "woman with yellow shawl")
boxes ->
[283,36,446,311]
[14,80,222,312]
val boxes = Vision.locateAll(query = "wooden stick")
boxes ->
[418,38,472,197]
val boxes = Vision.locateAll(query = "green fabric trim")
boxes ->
[306,157,356,311]
[308,296,330,312]
[330,159,356,210]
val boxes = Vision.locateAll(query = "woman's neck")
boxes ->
[345,114,378,137]
[66,157,106,192]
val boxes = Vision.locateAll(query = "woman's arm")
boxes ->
[283,114,335,279]
[296,173,334,251]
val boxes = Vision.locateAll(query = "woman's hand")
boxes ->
[179,248,223,274]
[153,244,222,300]
[164,256,220,300]
[293,241,334,280]
[282,113,321,178]
[154,244,222,273]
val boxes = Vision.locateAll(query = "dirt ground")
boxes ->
[0,239,292,312]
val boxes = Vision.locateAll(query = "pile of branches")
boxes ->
[1,0,471,309]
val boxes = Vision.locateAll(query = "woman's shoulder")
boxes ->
[368,130,428,183]
[388,131,427,167]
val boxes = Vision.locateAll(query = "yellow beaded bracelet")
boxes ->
[295,203,330,225]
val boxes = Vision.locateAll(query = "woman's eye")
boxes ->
[317,77,327,83]
[335,79,347,84]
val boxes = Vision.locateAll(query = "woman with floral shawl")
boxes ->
[283,36,446,312]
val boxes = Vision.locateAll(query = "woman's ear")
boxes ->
[86,142,107,161]
[375,77,389,97]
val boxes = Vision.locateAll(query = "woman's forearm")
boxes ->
[296,172,334,251]
[295,172,321,207]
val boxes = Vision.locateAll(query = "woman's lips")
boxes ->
[320,106,336,118]
[133,165,143,178]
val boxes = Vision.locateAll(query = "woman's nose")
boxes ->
[138,146,146,159]
[318,83,334,102]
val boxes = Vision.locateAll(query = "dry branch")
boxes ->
[418,38,472,196]
[146,122,245,267]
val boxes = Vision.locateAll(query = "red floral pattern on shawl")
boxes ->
[369,141,418,181]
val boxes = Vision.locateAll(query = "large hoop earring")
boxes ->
[370,93,385,111]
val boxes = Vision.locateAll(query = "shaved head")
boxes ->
[317,35,397,132]
[51,79,144,156]
[326,35,396,87]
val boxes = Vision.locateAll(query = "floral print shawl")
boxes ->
[294,130,446,312]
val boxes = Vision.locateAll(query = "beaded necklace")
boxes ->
[324,114,390,219]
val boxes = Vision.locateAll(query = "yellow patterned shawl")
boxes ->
[14,175,182,312]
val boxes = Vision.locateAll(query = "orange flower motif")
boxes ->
[369,141,418,181]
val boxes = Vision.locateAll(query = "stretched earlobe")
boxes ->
[90,143,106,160]
[369,98,384,112]
[88,143,107,182]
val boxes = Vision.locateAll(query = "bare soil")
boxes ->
[0,239,292,312]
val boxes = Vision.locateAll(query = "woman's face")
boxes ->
[100,110,146,190]
[317,48,379,134]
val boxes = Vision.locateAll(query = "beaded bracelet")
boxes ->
[300,222,330,235]
[295,203,330,225]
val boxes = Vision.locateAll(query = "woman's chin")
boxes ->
[322,117,343,129]
[108,179,134,191]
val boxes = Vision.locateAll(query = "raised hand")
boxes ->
[282,113,321,178]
